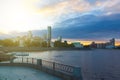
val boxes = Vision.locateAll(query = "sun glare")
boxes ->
[0,0,54,33]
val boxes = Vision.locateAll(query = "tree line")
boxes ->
[0,38,47,47]
[0,39,74,48]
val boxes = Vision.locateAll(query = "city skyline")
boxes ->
[0,0,120,45]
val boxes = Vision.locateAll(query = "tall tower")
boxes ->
[110,38,115,47]
[47,26,51,47]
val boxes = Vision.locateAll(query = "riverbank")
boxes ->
[0,47,91,52]
[0,51,13,62]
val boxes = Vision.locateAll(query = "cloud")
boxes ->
[94,0,120,15]
[36,0,92,17]
[53,14,120,40]
[0,0,120,33]
[1,13,120,42]
[34,0,120,21]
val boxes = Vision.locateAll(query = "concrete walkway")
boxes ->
[0,66,62,80]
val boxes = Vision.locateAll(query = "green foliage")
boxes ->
[2,39,13,46]
[31,41,41,47]
[0,38,74,48]
[84,45,90,48]
[24,39,31,47]
[41,41,47,47]
[68,43,74,47]
[0,39,19,47]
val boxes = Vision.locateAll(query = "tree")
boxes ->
[54,41,62,47]
[2,39,14,47]
[41,41,47,47]
[24,39,31,47]
[31,41,41,47]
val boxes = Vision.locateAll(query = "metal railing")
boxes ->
[55,62,74,74]
[13,57,74,75]
[0,57,83,80]
[13,57,37,64]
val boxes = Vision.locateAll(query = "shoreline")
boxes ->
[0,47,91,52]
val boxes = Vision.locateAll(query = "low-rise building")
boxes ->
[72,42,83,48]
[90,38,115,49]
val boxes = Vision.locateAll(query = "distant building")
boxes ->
[90,38,115,49]
[28,31,33,39]
[90,42,97,48]
[110,38,115,46]
[47,26,52,47]
[50,42,54,47]
[97,43,106,48]
[57,36,62,42]
[72,42,83,48]
[106,38,115,49]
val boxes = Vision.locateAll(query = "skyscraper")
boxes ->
[47,26,51,47]
[110,38,115,47]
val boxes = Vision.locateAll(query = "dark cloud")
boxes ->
[52,14,120,40]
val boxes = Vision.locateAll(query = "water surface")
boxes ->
[16,49,120,80]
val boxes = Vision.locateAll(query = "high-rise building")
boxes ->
[106,38,115,48]
[47,26,52,47]
[110,38,115,46]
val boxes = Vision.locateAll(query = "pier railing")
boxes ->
[1,57,83,80]
[13,57,74,74]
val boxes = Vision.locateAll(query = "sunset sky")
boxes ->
[0,0,120,45]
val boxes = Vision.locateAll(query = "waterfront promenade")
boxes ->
[0,57,83,80]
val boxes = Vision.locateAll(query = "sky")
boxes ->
[0,0,120,45]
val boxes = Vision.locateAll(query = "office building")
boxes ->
[90,38,115,49]
[72,42,83,48]
[106,38,115,48]
[47,26,52,47]
[57,36,62,42]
